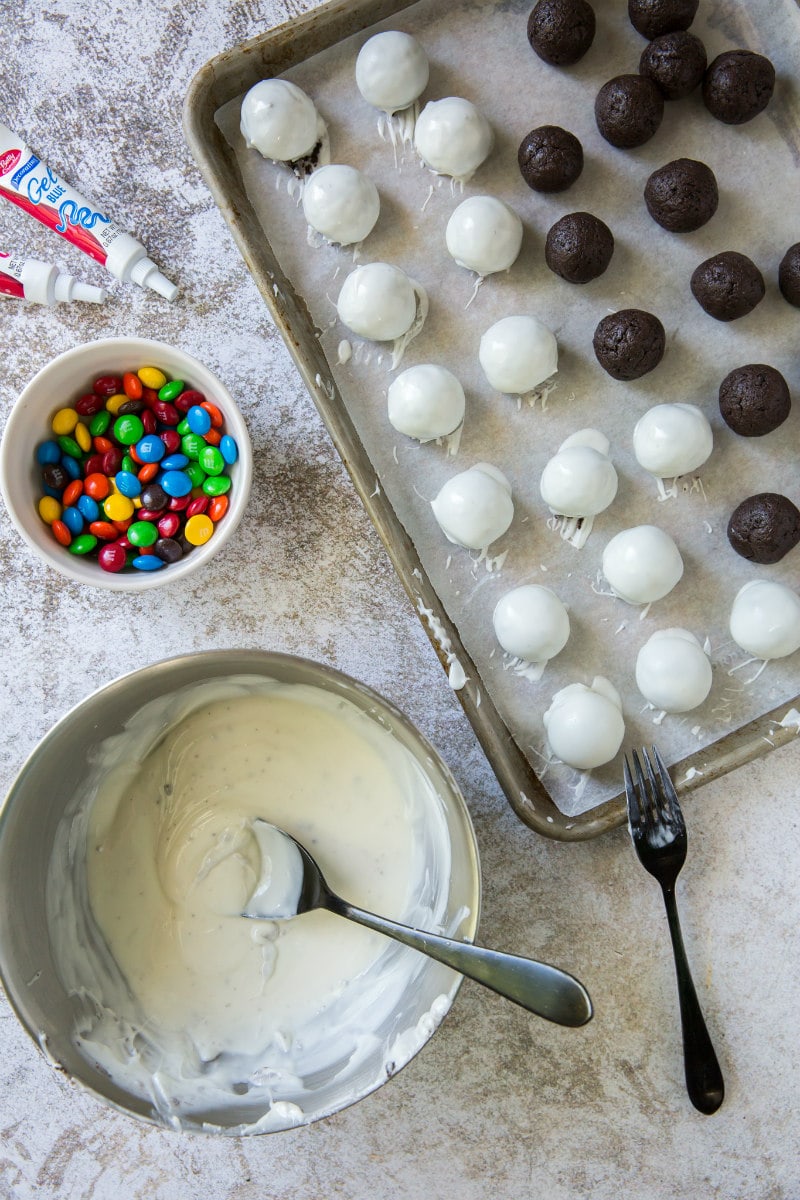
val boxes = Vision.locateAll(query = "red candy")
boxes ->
[186,495,209,518]
[101,448,123,475]
[84,453,105,475]
[75,392,104,416]
[137,507,165,522]
[98,542,127,572]
[157,512,180,538]
[93,375,122,397]
[153,401,179,426]
[168,494,191,511]
[141,410,157,434]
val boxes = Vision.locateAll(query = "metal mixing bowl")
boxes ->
[0,650,480,1134]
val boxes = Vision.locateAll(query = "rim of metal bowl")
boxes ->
[0,648,482,1135]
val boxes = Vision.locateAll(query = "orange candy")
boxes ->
[203,428,221,447]
[51,519,72,546]
[200,400,224,428]
[62,479,83,507]
[137,462,159,483]
[123,372,143,400]
[93,435,113,453]
[84,472,110,500]
[208,495,228,522]
[89,521,119,540]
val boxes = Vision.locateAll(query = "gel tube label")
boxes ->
[0,138,114,265]
[0,252,26,297]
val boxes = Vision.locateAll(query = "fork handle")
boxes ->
[661,884,725,1114]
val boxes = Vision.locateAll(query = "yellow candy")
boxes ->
[38,496,62,524]
[105,393,128,415]
[74,421,91,452]
[184,514,214,546]
[102,493,134,522]
[138,365,167,390]
[51,407,79,436]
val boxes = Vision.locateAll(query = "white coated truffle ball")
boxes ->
[635,629,713,712]
[414,97,493,182]
[493,585,570,663]
[633,403,714,479]
[729,580,800,660]
[337,262,419,341]
[431,463,513,551]
[479,315,558,395]
[355,31,429,112]
[446,196,523,277]
[302,164,380,246]
[543,677,625,770]
[240,79,322,162]
[602,525,684,605]
[539,429,618,517]
[387,364,465,441]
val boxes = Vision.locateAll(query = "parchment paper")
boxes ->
[217,0,800,815]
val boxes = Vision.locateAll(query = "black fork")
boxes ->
[624,746,725,1115]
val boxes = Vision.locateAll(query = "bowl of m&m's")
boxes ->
[0,337,252,590]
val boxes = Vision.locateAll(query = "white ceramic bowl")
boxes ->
[0,650,481,1134]
[0,337,253,591]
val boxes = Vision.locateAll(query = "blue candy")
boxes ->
[159,469,192,498]
[61,455,81,480]
[160,453,189,471]
[220,434,238,465]
[76,494,100,522]
[186,405,212,436]
[136,434,165,463]
[36,440,61,465]
[131,554,164,571]
[62,506,85,536]
[115,470,142,498]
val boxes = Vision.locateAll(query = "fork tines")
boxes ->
[624,745,686,838]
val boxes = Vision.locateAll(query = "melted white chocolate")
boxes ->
[48,676,454,1131]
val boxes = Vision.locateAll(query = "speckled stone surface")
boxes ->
[1,3,799,1198]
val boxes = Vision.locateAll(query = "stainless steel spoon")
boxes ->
[242,820,593,1027]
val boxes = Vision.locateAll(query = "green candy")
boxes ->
[57,434,82,458]
[69,533,98,556]
[113,414,144,446]
[121,454,136,474]
[181,432,204,460]
[158,379,184,402]
[88,410,111,436]
[185,462,206,487]
[199,446,224,476]
[202,474,231,497]
[176,418,191,436]
[127,520,158,548]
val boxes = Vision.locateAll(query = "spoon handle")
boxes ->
[329,896,593,1027]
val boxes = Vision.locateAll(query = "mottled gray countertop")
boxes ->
[1,2,799,1198]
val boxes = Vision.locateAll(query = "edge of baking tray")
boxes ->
[182,0,800,840]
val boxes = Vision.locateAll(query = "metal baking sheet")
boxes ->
[183,0,800,840]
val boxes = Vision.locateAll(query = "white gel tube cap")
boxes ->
[492,584,570,663]
[414,97,493,182]
[356,31,429,112]
[445,196,523,277]
[240,78,322,162]
[543,676,625,770]
[387,364,465,441]
[633,403,713,479]
[539,429,618,517]
[129,257,179,302]
[302,164,380,246]
[431,463,513,550]
[602,524,684,605]
[729,580,800,660]
[479,314,558,395]
[635,628,713,712]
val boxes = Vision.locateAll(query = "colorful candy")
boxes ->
[34,364,238,574]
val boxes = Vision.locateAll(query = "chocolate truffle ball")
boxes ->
[644,158,718,232]
[778,243,800,308]
[639,31,707,99]
[518,126,584,192]
[628,0,698,39]
[595,75,664,149]
[718,364,791,437]
[593,309,666,380]
[703,50,775,125]
[691,251,765,321]
[545,212,614,283]
[527,0,596,67]
[727,493,800,564]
